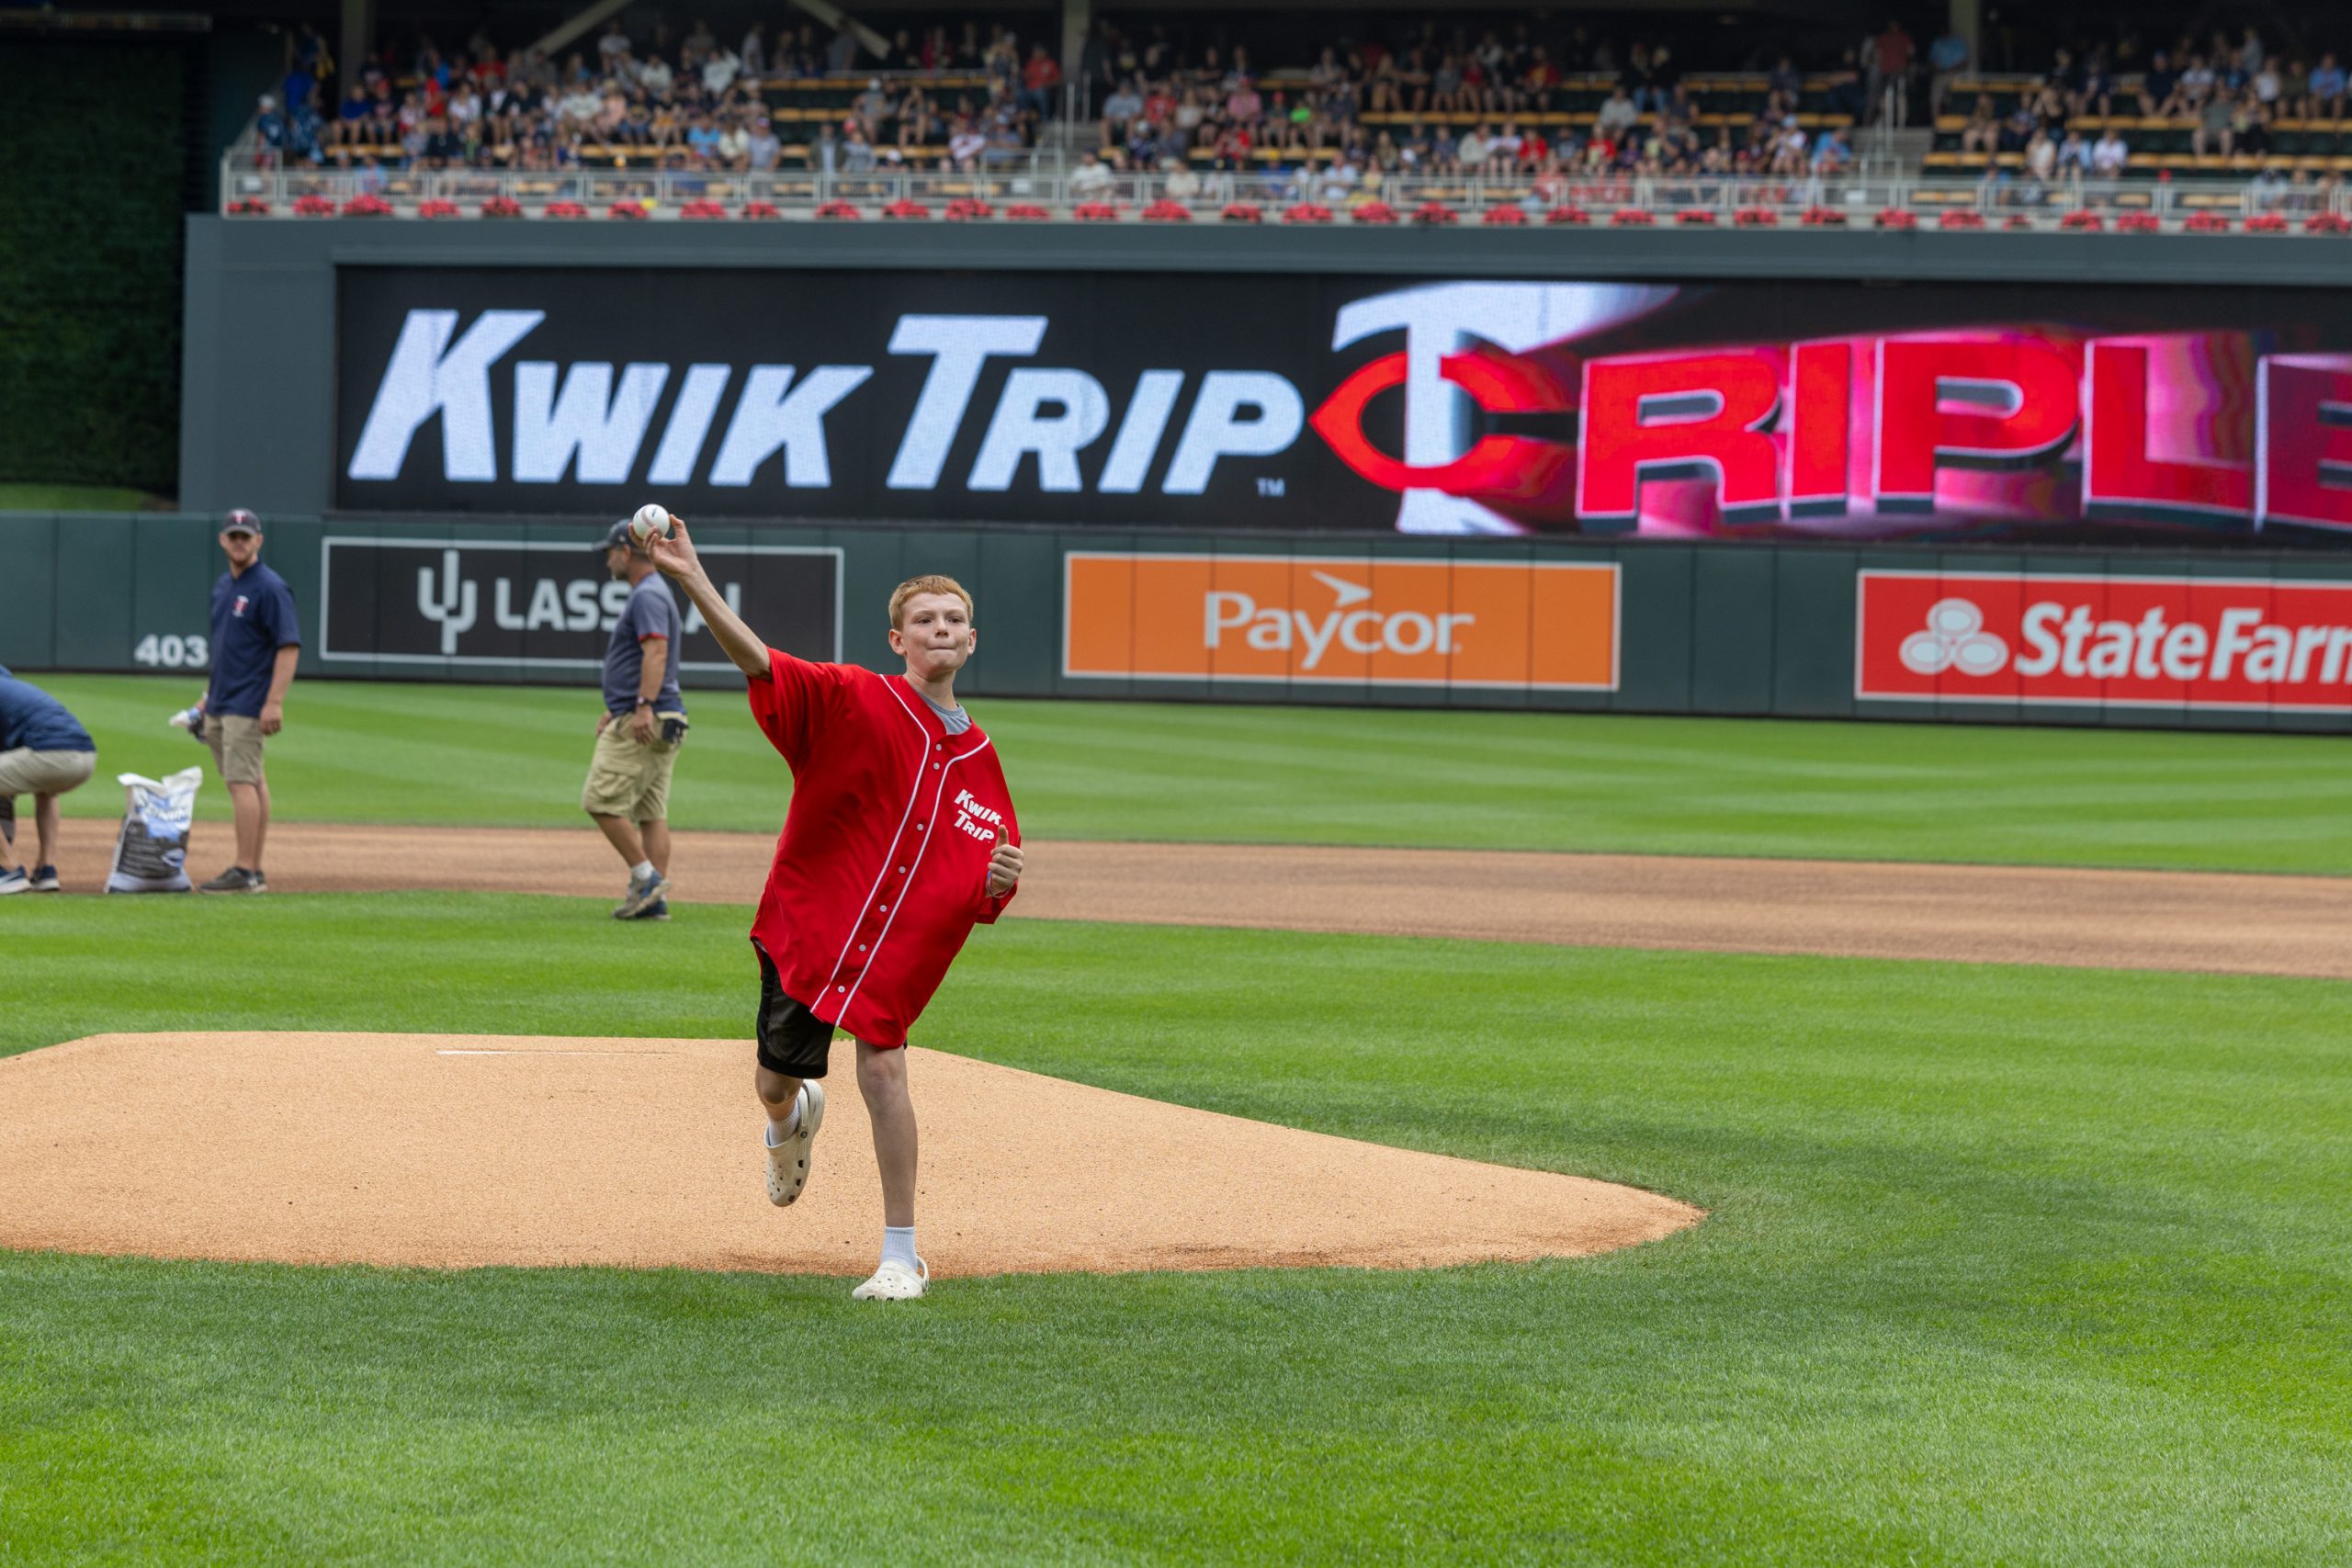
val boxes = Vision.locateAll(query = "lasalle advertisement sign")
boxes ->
[1856,569,2352,711]
[339,268,2352,547]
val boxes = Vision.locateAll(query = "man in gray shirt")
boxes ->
[583,519,689,920]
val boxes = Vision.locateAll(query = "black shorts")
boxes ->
[754,942,841,1079]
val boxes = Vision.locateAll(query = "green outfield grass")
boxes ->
[3,895,2348,1564]
[26,673,2352,874]
[0,483,167,512]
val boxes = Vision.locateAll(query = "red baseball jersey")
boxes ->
[745,648,1019,1048]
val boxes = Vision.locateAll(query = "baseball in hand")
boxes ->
[629,503,671,545]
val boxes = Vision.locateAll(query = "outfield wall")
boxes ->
[184,218,2352,550]
[11,512,2349,733]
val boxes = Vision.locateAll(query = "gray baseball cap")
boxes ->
[223,508,261,535]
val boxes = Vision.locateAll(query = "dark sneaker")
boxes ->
[612,868,670,919]
[628,897,671,921]
[198,866,266,894]
[0,867,27,896]
[29,865,60,892]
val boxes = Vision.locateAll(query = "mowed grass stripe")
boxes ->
[29,673,2352,874]
[2,894,2348,1563]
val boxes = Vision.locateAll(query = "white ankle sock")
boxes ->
[630,859,655,881]
[880,1225,919,1272]
[764,1089,802,1145]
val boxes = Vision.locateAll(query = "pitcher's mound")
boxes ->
[0,1033,1701,1277]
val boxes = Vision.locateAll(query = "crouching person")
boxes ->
[0,665,97,893]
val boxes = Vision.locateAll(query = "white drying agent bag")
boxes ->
[105,767,203,894]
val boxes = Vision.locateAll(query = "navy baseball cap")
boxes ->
[593,518,635,554]
[222,509,261,535]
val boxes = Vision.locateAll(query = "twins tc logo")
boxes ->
[1310,281,1675,535]
[1899,598,2009,677]
[232,595,251,618]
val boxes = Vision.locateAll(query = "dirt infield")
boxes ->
[0,1032,1701,1276]
[49,817,2352,980]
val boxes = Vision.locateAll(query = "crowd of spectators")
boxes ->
[250,16,1062,177]
[1081,23,1876,186]
[1949,26,2352,190]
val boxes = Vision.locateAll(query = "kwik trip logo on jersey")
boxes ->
[1062,552,1618,690]
[1857,570,2352,711]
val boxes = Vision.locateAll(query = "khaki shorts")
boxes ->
[582,717,681,821]
[0,747,96,797]
[206,714,267,785]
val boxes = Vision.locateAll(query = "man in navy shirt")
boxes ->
[583,517,689,920]
[198,510,301,894]
[0,664,97,894]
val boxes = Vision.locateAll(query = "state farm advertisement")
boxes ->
[1857,569,2352,711]
[339,268,2352,545]
[1062,552,1618,690]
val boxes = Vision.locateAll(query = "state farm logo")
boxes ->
[1898,598,2008,677]
[1858,570,2352,711]
[1064,552,1619,692]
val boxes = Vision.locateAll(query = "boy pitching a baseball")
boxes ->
[650,519,1023,1302]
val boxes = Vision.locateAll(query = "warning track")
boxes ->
[47,818,2352,981]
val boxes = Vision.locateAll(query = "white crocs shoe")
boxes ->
[763,1082,825,1206]
[851,1258,929,1302]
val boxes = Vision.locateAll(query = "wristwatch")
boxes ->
[635,698,653,708]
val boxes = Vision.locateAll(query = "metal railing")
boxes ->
[219,156,2352,225]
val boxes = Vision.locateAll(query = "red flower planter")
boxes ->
[1073,201,1121,221]
[1282,203,1335,224]
[1142,199,1192,222]
[2058,210,2104,231]
[815,200,861,220]
[2244,213,2290,233]
[2115,212,2162,233]
[1799,206,1847,227]
[1734,207,1778,227]
[1873,208,1917,230]
[1481,205,1528,226]
[292,194,338,217]
[416,198,461,219]
[882,199,932,220]
[1544,206,1591,225]
[542,200,589,219]
[1938,210,1985,230]
[741,201,783,220]
[1006,202,1051,220]
[1220,202,1264,223]
[480,196,523,218]
[2303,212,2352,235]
[605,201,649,220]
[226,197,271,216]
[945,198,997,220]
[1673,208,1715,225]
[1610,208,1655,226]
[680,199,729,220]
[341,194,394,218]
[2182,212,2232,233]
